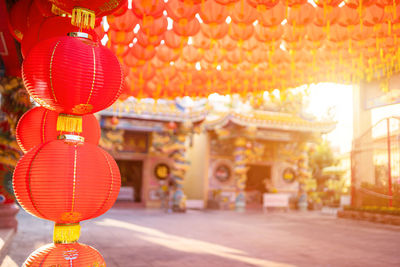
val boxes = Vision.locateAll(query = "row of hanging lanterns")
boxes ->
[100,0,400,99]
[9,0,126,265]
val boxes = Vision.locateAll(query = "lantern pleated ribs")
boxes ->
[11,0,126,265]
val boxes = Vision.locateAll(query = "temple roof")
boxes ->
[205,110,336,133]
[100,98,335,133]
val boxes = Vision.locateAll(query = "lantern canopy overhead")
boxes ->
[102,0,400,99]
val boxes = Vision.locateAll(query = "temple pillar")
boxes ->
[234,137,247,212]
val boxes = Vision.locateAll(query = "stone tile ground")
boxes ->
[1,207,400,267]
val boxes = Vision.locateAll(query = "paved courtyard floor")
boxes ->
[1,207,400,267]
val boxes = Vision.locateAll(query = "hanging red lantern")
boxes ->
[173,18,201,37]
[164,30,188,49]
[254,24,284,42]
[108,29,135,45]
[314,0,342,7]
[345,0,374,9]
[288,2,316,26]
[229,23,254,42]
[338,4,362,26]
[363,4,384,26]
[140,15,168,36]
[8,0,34,41]
[22,35,123,115]
[219,35,238,51]
[246,0,279,9]
[257,1,286,26]
[199,0,228,24]
[192,32,212,49]
[231,0,258,25]
[16,107,101,153]
[156,44,181,62]
[132,0,165,19]
[182,45,202,63]
[137,31,164,47]
[130,43,157,61]
[13,139,120,224]
[314,6,341,27]
[129,62,155,80]
[108,10,139,32]
[48,0,126,29]
[23,243,105,266]
[201,23,229,40]
[166,0,199,22]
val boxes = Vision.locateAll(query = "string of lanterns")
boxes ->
[9,0,126,265]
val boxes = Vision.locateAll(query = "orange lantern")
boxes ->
[173,18,201,36]
[16,107,101,153]
[257,1,286,26]
[229,23,254,41]
[288,2,316,26]
[23,243,105,266]
[137,31,164,47]
[13,139,120,224]
[132,0,165,18]
[164,30,188,49]
[199,0,228,24]
[140,15,168,36]
[166,0,199,21]
[182,45,202,63]
[156,44,181,62]
[231,0,258,24]
[108,10,139,32]
[201,23,229,39]
[314,6,341,27]
[363,4,384,26]
[108,29,135,45]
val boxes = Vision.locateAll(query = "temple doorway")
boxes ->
[117,160,143,202]
[246,165,272,206]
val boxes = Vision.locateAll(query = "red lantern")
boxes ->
[229,23,254,41]
[257,1,286,26]
[164,31,188,49]
[231,0,258,25]
[21,16,98,58]
[108,10,139,32]
[13,139,120,224]
[132,0,165,19]
[22,36,123,115]
[8,0,34,41]
[173,18,201,37]
[16,107,101,153]
[199,0,228,24]
[201,23,229,40]
[166,0,199,21]
[23,243,105,266]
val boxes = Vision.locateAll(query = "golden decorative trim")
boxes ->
[71,147,77,212]
[86,48,96,105]
[41,109,49,143]
[49,41,62,103]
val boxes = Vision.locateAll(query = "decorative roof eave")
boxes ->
[204,111,336,134]
[99,100,208,123]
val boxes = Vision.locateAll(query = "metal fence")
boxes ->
[351,117,400,207]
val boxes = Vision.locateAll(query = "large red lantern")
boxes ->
[13,139,120,224]
[22,36,123,115]
[23,243,105,267]
[16,107,101,153]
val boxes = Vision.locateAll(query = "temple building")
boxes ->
[99,97,335,210]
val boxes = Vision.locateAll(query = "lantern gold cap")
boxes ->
[68,32,93,40]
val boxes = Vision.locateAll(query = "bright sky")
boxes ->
[305,83,354,153]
